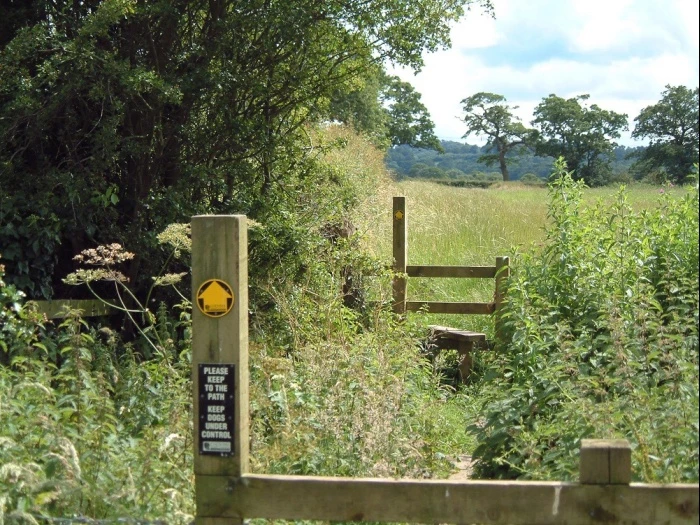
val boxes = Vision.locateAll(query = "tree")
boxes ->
[631,85,699,183]
[329,70,443,151]
[382,75,443,151]
[328,67,391,147]
[0,0,492,299]
[460,92,535,181]
[532,94,628,185]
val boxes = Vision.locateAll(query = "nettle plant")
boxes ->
[1,249,195,523]
[471,159,699,482]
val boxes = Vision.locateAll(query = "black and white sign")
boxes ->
[198,364,235,456]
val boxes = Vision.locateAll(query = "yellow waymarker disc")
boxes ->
[196,279,234,318]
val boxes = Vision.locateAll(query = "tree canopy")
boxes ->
[0,0,491,299]
[329,69,443,151]
[382,75,443,151]
[532,94,628,185]
[631,85,699,183]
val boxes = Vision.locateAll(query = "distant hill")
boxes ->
[385,141,644,181]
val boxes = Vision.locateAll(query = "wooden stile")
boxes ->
[390,196,507,319]
[390,196,508,380]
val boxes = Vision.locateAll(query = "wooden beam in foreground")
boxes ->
[196,473,699,525]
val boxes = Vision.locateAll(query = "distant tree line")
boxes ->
[452,86,699,186]
[386,141,643,183]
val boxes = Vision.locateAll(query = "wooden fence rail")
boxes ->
[191,214,699,525]
[196,472,698,524]
[33,299,113,319]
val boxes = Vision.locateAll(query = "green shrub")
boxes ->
[1,255,194,523]
[1,258,31,360]
[470,159,699,482]
[519,172,546,186]
[247,220,463,478]
[0,314,194,523]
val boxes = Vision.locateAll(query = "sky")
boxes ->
[389,0,700,147]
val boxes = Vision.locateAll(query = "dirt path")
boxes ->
[448,455,474,480]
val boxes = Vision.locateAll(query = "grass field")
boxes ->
[383,180,686,262]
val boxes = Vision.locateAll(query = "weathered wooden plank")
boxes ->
[406,301,494,315]
[33,299,113,319]
[197,474,700,525]
[406,265,497,278]
[429,325,487,343]
[191,216,250,484]
[392,196,407,314]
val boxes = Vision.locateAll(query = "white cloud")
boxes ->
[569,0,637,52]
[448,9,500,50]
[390,0,699,147]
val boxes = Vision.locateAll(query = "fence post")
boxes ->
[392,196,407,315]
[579,439,632,484]
[192,215,249,524]
[494,256,509,310]
[494,256,510,343]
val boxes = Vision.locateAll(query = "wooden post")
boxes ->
[392,197,407,315]
[456,340,474,382]
[579,439,632,484]
[494,256,509,311]
[494,256,510,344]
[192,215,249,524]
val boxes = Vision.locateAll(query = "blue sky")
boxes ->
[390,0,700,146]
